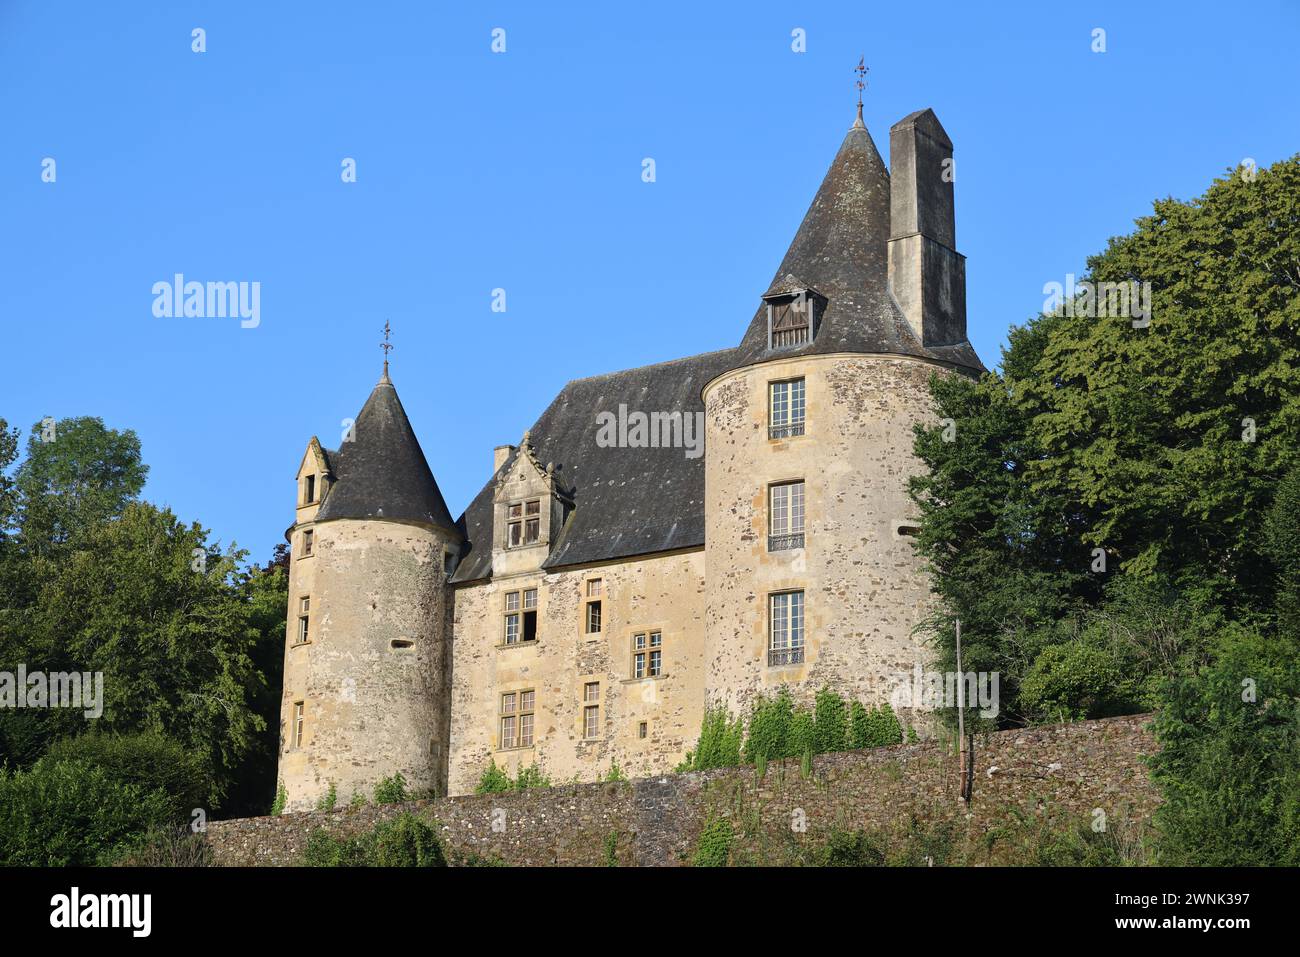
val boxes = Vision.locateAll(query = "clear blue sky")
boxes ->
[2,1,1297,565]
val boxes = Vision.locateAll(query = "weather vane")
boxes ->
[855,57,868,107]
[381,320,393,377]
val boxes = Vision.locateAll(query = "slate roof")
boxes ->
[450,349,737,583]
[315,374,458,533]
[730,118,983,374]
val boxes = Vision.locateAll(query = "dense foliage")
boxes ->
[0,415,288,863]
[908,155,1300,863]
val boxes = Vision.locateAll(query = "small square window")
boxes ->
[584,681,600,703]
[587,579,602,597]
[523,588,537,609]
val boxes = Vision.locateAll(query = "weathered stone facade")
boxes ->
[276,103,988,808]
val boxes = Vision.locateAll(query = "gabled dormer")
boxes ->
[762,277,826,351]
[491,431,572,578]
[295,436,334,523]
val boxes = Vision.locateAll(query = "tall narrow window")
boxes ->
[519,690,535,747]
[500,692,517,749]
[585,579,603,634]
[293,701,304,748]
[524,500,540,544]
[769,379,806,439]
[769,591,805,666]
[522,588,538,642]
[503,591,521,644]
[301,529,314,557]
[296,596,311,645]
[583,682,600,739]
[769,481,806,551]
[304,474,316,504]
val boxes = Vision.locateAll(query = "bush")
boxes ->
[270,779,287,815]
[303,813,446,867]
[851,702,904,749]
[742,689,794,763]
[693,817,734,867]
[812,688,848,754]
[680,706,743,771]
[0,760,173,865]
[316,782,338,812]
[115,825,212,867]
[373,772,408,805]
[475,759,512,794]
[38,730,209,822]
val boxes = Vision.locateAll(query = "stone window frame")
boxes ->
[768,377,807,440]
[638,721,648,740]
[505,498,542,549]
[302,473,317,505]
[582,681,601,740]
[768,590,806,667]
[294,595,311,646]
[299,528,314,558]
[583,577,603,637]
[499,689,536,750]
[501,587,539,647]
[768,479,806,551]
[292,701,304,748]
[630,630,664,679]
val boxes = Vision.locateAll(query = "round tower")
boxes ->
[279,367,461,810]
[702,105,982,724]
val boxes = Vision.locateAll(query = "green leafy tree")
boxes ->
[1150,626,1300,865]
[812,687,848,754]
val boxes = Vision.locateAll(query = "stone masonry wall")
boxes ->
[209,713,1158,866]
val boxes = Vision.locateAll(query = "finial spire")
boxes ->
[853,57,868,129]
[380,320,393,381]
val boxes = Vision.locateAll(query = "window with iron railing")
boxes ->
[768,481,805,551]
[769,378,806,439]
[768,590,805,666]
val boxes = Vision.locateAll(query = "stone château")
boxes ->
[277,102,985,808]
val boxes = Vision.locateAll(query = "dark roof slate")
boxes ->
[315,375,459,534]
[449,349,737,583]
[730,120,983,374]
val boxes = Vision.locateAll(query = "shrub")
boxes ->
[475,759,512,794]
[115,825,212,867]
[303,813,446,867]
[514,763,551,790]
[743,689,793,763]
[270,780,287,816]
[603,762,627,783]
[373,772,408,805]
[685,706,743,770]
[693,817,734,867]
[812,687,848,753]
[0,760,173,865]
[316,782,338,812]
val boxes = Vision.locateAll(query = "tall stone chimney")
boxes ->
[887,109,967,348]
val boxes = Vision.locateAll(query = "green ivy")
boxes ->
[692,816,734,867]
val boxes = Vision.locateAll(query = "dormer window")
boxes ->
[304,474,316,505]
[764,288,823,351]
[506,499,541,548]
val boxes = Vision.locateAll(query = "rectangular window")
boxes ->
[301,529,314,557]
[503,589,538,645]
[631,631,663,677]
[586,600,602,634]
[638,721,648,739]
[293,701,304,748]
[506,500,542,548]
[587,579,602,597]
[296,594,310,644]
[506,503,522,547]
[769,295,812,348]
[500,691,534,749]
[769,480,806,550]
[769,591,805,666]
[519,690,535,747]
[524,500,540,544]
[769,378,807,439]
[582,682,600,740]
[304,474,316,504]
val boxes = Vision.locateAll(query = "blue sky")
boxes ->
[2,1,1297,565]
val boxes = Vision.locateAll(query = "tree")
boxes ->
[14,416,147,556]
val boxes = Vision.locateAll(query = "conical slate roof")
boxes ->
[315,373,459,534]
[729,111,981,372]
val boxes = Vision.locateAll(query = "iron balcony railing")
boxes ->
[768,647,805,667]
[768,532,805,551]
[768,422,806,440]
